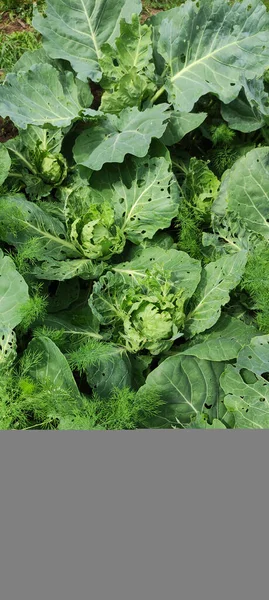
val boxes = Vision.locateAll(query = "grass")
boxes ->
[0,1,46,21]
[0,2,44,76]
[143,0,184,13]
[0,31,41,73]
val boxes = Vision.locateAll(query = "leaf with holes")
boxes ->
[236,335,269,376]
[107,156,179,243]
[137,354,226,426]
[100,15,155,114]
[113,246,201,296]
[221,363,269,429]
[0,328,17,371]
[151,0,269,112]
[33,257,105,281]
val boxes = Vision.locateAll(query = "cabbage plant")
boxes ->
[1,0,269,429]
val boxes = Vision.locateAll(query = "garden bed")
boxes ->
[1,0,269,429]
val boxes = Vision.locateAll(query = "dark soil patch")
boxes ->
[0,117,18,143]
[90,81,103,110]
[0,12,32,34]
[141,7,162,23]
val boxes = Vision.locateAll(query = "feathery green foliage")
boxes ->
[1,0,269,428]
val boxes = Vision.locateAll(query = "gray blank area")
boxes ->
[0,431,268,600]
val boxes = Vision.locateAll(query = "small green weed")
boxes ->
[143,0,183,12]
[0,30,41,73]
[0,1,46,22]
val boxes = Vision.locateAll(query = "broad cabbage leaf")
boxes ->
[221,78,269,133]
[138,354,226,426]
[181,314,259,361]
[212,147,269,239]
[161,111,207,146]
[73,104,170,170]
[0,145,11,186]
[0,194,81,261]
[33,0,142,82]
[0,249,29,330]
[221,336,269,428]
[93,156,179,244]
[0,64,97,129]
[86,346,133,397]
[28,336,82,405]
[151,0,269,112]
[185,251,248,338]
[113,246,201,296]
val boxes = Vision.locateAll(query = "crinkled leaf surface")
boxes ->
[72,155,179,243]
[100,15,153,85]
[101,70,154,115]
[100,15,155,114]
[33,0,142,83]
[182,158,220,216]
[152,0,269,112]
[185,251,248,338]
[0,250,29,330]
[203,214,259,258]
[0,144,11,186]
[73,104,170,170]
[213,147,269,239]
[0,64,95,129]
[113,246,201,297]
[139,354,225,426]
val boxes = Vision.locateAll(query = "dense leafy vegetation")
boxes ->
[1,0,269,429]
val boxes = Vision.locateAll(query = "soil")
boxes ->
[141,7,162,23]
[0,11,32,34]
[90,81,103,110]
[0,117,18,143]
